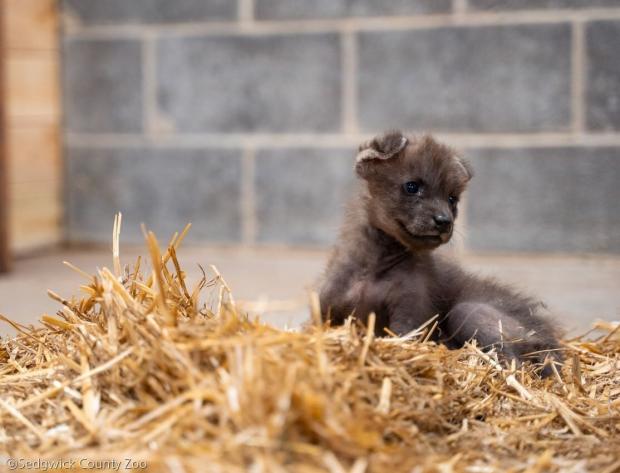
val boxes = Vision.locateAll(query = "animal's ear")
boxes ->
[355,130,408,178]
[454,155,473,182]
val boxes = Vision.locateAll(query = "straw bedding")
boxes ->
[1,219,619,472]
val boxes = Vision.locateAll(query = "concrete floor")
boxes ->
[0,245,619,337]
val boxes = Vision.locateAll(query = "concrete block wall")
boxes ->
[61,0,620,252]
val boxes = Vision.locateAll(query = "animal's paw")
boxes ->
[497,338,563,378]
[441,302,563,377]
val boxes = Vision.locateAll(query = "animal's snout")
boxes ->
[433,214,453,233]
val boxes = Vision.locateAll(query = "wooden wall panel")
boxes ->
[0,1,8,272]
[8,125,61,252]
[3,0,57,50]
[6,51,59,121]
[8,125,60,183]
[10,182,61,252]
[2,0,61,258]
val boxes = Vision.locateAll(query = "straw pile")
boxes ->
[1,218,619,472]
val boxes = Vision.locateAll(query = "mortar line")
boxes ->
[65,132,620,150]
[453,0,468,15]
[341,29,358,134]
[142,32,157,138]
[241,147,257,246]
[63,8,620,40]
[571,21,586,134]
[238,0,254,24]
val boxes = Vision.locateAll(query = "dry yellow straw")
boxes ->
[0,216,618,472]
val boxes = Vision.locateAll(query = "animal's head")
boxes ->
[355,131,472,251]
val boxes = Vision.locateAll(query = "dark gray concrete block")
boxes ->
[63,0,235,25]
[255,149,356,245]
[358,24,572,133]
[66,147,242,243]
[63,39,143,133]
[156,34,341,133]
[466,147,620,253]
[586,21,620,131]
[468,0,620,10]
[255,0,451,20]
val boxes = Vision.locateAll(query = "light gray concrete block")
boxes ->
[358,24,572,133]
[67,147,242,243]
[63,39,143,133]
[63,0,235,25]
[156,34,341,133]
[255,0,451,20]
[255,149,356,245]
[466,147,620,253]
[586,21,620,131]
[468,0,620,10]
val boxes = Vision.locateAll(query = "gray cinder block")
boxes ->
[156,34,341,133]
[586,21,620,131]
[358,24,572,133]
[255,0,451,20]
[63,39,143,133]
[255,148,356,245]
[468,0,620,10]
[62,0,235,25]
[66,147,242,243]
[466,147,620,253]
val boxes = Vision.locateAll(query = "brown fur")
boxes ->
[319,131,562,376]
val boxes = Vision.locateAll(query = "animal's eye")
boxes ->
[448,195,459,205]
[403,181,420,195]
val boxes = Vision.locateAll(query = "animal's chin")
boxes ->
[396,220,450,249]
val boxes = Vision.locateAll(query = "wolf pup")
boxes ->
[319,131,561,375]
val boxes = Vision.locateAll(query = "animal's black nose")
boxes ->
[433,214,453,231]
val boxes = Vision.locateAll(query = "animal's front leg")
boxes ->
[388,294,437,337]
[319,274,359,326]
[440,302,561,375]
